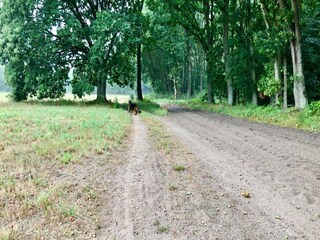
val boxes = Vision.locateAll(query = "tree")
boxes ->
[133,0,145,101]
[278,0,308,109]
[148,0,219,103]
[0,0,137,101]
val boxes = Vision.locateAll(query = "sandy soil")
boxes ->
[96,106,320,240]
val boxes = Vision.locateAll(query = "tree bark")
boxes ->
[206,51,214,103]
[186,34,192,99]
[223,0,233,105]
[96,78,107,102]
[204,0,214,103]
[290,0,307,109]
[136,0,144,101]
[137,43,143,100]
[274,56,282,105]
[283,55,288,109]
[173,77,178,100]
[250,42,257,106]
[278,0,308,109]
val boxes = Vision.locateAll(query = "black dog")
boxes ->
[128,100,141,115]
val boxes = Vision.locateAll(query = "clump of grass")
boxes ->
[60,152,73,165]
[58,204,77,218]
[173,165,186,172]
[0,229,17,240]
[157,226,169,234]
[83,186,98,200]
[0,177,16,192]
[168,184,178,191]
[36,190,54,210]
[153,219,169,234]
[32,178,46,187]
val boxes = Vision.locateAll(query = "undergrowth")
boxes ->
[121,98,167,116]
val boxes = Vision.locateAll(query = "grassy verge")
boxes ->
[0,101,131,239]
[173,100,320,132]
[119,98,167,116]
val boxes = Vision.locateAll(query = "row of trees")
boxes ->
[0,0,145,101]
[144,0,320,109]
[0,0,319,109]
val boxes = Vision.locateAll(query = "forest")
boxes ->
[0,0,319,109]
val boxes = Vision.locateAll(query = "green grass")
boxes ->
[0,100,131,238]
[173,165,186,172]
[175,100,320,132]
[122,98,167,116]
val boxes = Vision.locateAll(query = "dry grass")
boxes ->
[0,101,131,239]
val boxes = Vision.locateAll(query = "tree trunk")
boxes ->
[137,43,143,100]
[283,55,288,109]
[96,78,107,102]
[200,56,204,92]
[206,51,214,103]
[204,0,214,103]
[290,0,307,109]
[173,77,178,100]
[250,43,257,106]
[186,33,192,99]
[274,56,282,105]
[136,0,144,101]
[223,0,233,106]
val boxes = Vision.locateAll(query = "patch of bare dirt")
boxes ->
[72,105,320,240]
[161,105,320,240]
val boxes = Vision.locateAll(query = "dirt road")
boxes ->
[98,106,320,240]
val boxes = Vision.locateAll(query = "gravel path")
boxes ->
[97,106,320,240]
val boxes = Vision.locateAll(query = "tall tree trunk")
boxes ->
[186,36,192,99]
[137,43,143,100]
[136,0,144,101]
[206,51,214,103]
[290,0,307,109]
[173,77,178,100]
[96,78,107,102]
[200,56,204,92]
[274,55,282,105]
[279,0,308,109]
[250,42,257,106]
[283,55,288,109]
[223,0,233,105]
[204,0,214,103]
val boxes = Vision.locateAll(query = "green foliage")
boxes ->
[307,101,320,115]
[302,0,320,101]
[137,99,167,116]
[0,0,144,101]
[113,97,121,109]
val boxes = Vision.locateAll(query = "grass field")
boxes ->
[0,100,131,239]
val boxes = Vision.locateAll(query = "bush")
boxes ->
[308,101,320,115]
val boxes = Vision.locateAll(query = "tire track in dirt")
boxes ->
[99,116,172,239]
[164,106,320,240]
[97,112,306,240]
